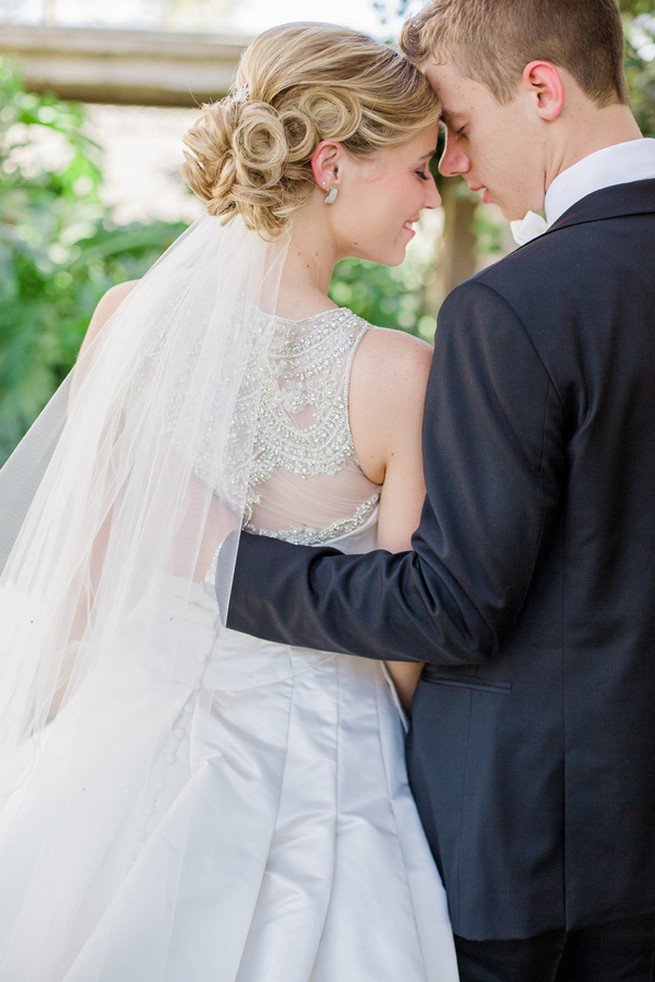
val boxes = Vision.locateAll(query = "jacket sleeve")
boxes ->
[225,280,566,664]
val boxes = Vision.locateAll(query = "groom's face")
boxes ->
[425,61,546,221]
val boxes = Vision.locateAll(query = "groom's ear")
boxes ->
[522,61,565,122]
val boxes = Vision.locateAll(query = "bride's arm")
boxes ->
[48,281,139,720]
[68,280,139,406]
[349,327,432,712]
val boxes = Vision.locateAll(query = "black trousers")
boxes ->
[454,912,655,982]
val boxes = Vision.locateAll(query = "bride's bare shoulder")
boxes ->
[90,280,139,327]
[78,280,140,358]
[349,324,433,481]
[352,324,433,400]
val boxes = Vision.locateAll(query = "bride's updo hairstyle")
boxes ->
[181,22,440,237]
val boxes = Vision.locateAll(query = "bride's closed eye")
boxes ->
[415,168,433,181]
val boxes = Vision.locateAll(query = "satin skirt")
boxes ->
[0,568,458,981]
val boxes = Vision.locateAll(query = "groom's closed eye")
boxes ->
[440,111,465,135]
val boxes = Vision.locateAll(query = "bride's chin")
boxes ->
[383,249,407,268]
[351,242,405,268]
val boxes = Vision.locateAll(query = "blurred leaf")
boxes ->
[625,16,655,137]
[0,59,189,464]
[330,243,438,342]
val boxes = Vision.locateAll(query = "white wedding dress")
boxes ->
[0,308,458,981]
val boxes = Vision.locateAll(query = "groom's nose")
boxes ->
[438,133,471,178]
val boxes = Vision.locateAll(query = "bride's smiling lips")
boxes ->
[403,216,419,237]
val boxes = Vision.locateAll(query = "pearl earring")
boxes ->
[324,187,338,205]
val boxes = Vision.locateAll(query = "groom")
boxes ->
[226,0,655,978]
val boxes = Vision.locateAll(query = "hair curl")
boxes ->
[181,22,440,237]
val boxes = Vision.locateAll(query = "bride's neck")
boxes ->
[276,209,339,319]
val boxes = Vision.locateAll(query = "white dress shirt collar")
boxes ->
[545,137,655,226]
[510,138,655,245]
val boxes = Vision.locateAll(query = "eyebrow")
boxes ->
[417,148,438,163]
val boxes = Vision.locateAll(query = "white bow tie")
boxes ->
[510,210,549,246]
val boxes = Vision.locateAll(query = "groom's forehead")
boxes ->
[429,68,504,124]
[425,61,476,107]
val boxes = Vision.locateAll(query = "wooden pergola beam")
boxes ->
[0,24,250,106]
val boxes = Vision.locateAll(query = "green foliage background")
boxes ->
[625,14,655,137]
[0,61,189,461]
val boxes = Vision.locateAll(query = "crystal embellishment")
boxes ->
[248,493,380,546]
[243,307,382,544]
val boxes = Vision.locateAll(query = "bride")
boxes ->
[0,22,459,981]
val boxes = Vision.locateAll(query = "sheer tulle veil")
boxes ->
[0,213,288,974]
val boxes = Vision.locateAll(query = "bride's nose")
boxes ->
[424,178,442,210]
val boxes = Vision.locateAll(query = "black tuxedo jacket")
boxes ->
[227,179,655,940]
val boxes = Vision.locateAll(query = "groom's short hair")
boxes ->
[400,0,629,107]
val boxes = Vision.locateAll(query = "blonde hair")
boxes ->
[181,22,440,237]
[400,0,629,107]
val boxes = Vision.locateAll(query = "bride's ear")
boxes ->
[523,61,565,122]
[311,140,344,194]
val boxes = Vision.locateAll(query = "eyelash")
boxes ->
[415,169,431,181]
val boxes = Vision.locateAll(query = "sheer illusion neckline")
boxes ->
[272,307,346,325]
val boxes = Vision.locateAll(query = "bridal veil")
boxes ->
[0,214,288,975]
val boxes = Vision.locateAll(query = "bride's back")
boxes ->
[245,304,432,554]
[244,308,381,546]
[81,285,431,559]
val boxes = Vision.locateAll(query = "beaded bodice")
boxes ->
[244,308,381,546]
